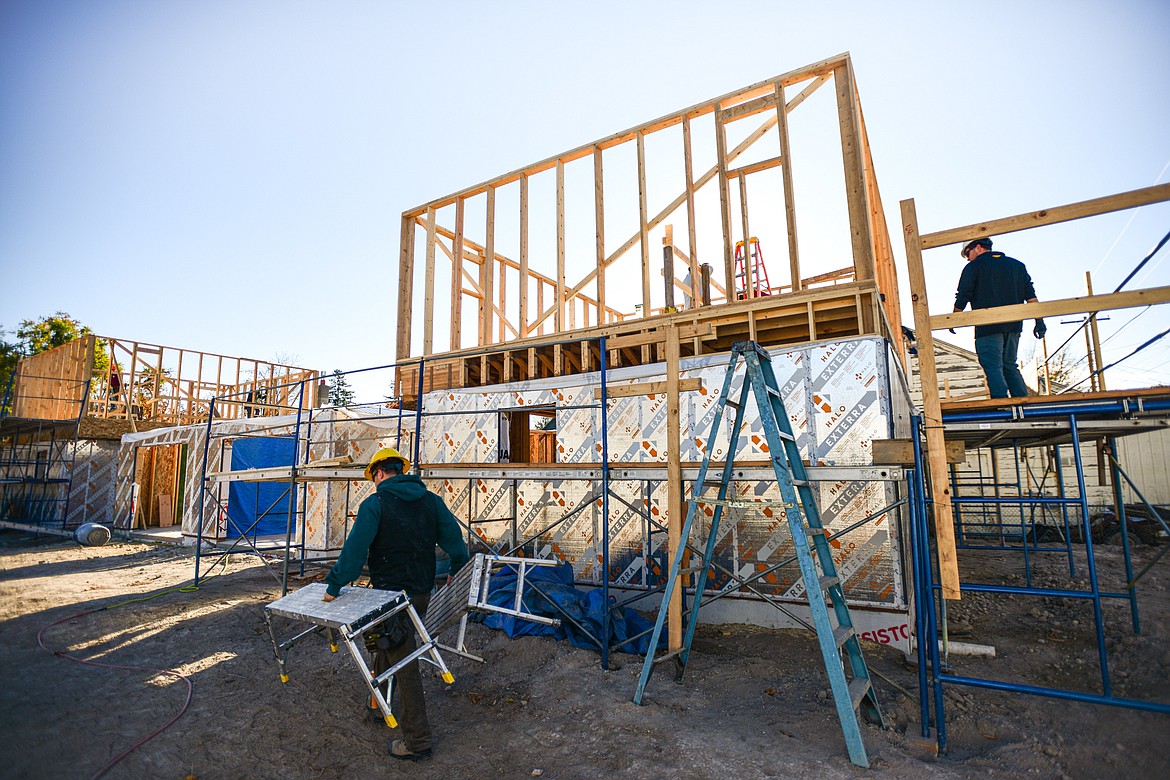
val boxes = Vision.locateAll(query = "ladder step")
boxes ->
[724,399,741,410]
[848,677,872,711]
[805,527,829,537]
[679,565,707,576]
[818,574,840,591]
[832,624,855,648]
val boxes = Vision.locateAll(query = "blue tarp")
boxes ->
[481,561,664,655]
[225,437,296,538]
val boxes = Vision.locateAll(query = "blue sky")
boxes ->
[2,0,1168,398]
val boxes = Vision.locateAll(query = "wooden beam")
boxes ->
[396,214,416,361]
[594,145,606,326]
[775,81,801,292]
[682,116,700,307]
[738,174,754,298]
[919,183,1170,251]
[553,160,567,335]
[665,324,683,651]
[931,285,1170,330]
[871,438,966,465]
[1086,272,1106,391]
[726,155,784,179]
[715,106,735,298]
[901,197,962,600]
[450,198,465,351]
[520,173,530,338]
[593,378,702,399]
[482,187,496,346]
[637,131,651,320]
[423,207,437,355]
[835,61,874,282]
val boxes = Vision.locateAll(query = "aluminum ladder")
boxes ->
[631,340,884,767]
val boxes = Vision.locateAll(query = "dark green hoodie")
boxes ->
[324,474,468,597]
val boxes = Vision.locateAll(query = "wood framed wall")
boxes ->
[12,335,95,421]
[396,52,903,375]
[12,336,320,426]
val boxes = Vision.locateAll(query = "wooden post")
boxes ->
[663,225,675,312]
[714,106,735,299]
[424,207,437,355]
[835,61,875,282]
[483,187,496,347]
[450,198,465,351]
[520,173,530,338]
[682,116,700,307]
[738,173,753,297]
[900,197,962,600]
[774,81,801,292]
[1086,272,1106,391]
[594,145,606,326]
[637,131,651,319]
[665,324,683,650]
[397,214,416,362]
[556,160,566,334]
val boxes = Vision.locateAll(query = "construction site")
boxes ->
[3,52,1170,779]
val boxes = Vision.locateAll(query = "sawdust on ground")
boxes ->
[1,531,1168,780]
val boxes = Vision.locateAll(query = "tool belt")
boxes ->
[363,612,412,653]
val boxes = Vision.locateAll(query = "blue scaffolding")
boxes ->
[907,392,1170,751]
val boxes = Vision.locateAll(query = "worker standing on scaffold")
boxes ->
[322,446,469,762]
[954,237,1046,398]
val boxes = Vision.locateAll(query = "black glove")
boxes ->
[1033,319,1047,339]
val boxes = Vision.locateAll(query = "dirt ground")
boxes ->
[1,531,1168,780]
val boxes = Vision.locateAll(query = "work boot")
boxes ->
[388,738,432,761]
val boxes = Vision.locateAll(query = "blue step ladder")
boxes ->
[631,340,884,767]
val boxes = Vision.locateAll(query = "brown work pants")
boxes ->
[372,591,432,753]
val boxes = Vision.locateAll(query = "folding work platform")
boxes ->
[264,583,453,729]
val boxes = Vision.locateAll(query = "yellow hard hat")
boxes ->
[365,447,411,481]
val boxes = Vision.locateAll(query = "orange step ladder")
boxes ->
[734,237,772,300]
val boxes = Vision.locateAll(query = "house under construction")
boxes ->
[4,51,1169,754]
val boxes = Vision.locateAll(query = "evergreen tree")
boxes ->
[328,369,356,407]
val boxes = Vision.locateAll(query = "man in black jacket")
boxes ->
[323,447,468,762]
[954,237,1046,398]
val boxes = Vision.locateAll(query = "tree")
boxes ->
[0,326,19,415]
[0,314,111,409]
[328,369,356,407]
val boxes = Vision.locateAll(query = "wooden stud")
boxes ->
[738,173,754,297]
[900,197,962,600]
[483,187,496,346]
[557,160,566,334]
[774,81,801,292]
[520,173,530,338]
[593,145,606,326]
[1086,272,1106,391]
[714,106,735,300]
[451,198,465,351]
[834,61,875,282]
[637,131,651,319]
[424,207,437,355]
[397,214,416,361]
[665,324,683,651]
[682,116,700,308]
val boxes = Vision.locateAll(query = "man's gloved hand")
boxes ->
[1033,319,1047,339]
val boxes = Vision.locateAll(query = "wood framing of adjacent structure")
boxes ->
[12,336,320,427]
[901,181,1170,600]
[396,52,903,377]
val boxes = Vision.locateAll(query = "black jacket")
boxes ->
[954,252,1037,337]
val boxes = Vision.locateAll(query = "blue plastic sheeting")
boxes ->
[226,437,296,538]
[481,561,664,655]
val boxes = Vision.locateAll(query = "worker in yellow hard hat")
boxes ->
[323,445,468,762]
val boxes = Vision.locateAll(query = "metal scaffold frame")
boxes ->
[899,181,1170,751]
[0,371,90,532]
